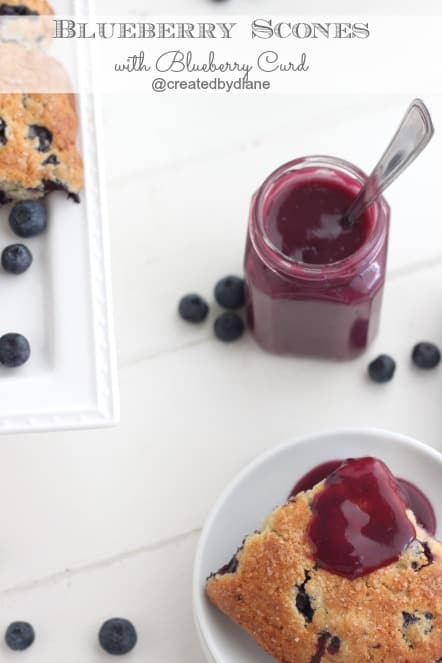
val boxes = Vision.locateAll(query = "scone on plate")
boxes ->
[0,1,54,48]
[0,91,83,204]
[0,0,53,15]
[206,458,442,663]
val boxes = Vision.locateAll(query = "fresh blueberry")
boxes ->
[5,622,35,651]
[368,354,396,383]
[2,244,33,274]
[412,342,441,369]
[99,618,137,656]
[0,333,31,368]
[9,200,48,238]
[178,294,209,323]
[214,276,245,310]
[214,312,244,342]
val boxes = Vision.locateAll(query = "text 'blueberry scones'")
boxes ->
[206,458,442,663]
[0,91,83,204]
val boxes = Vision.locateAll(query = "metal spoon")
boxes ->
[342,98,434,227]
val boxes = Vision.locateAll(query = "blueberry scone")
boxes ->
[206,458,442,662]
[0,0,53,15]
[0,1,54,48]
[0,91,83,204]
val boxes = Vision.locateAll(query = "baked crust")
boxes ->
[0,91,83,203]
[206,483,442,663]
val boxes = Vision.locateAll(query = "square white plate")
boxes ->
[0,0,119,433]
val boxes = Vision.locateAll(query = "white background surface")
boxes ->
[0,1,441,662]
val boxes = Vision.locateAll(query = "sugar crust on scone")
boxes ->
[0,91,83,203]
[206,482,442,663]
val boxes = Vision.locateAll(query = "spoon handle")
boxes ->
[345,99,434,226]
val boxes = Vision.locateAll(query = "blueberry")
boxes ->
[296,589,314,623]
[328,636,341,655]
[178,294,209,323]
[402,611,420,628]
[99,618,137,656]
[9,200,48,237]
[42,154,59,166]
[0,333,31,367]
[214,312,244,342]
[28,125,53,152]
[2,244,33,274]
[214,276,245,310]
[368,354,396,383]
[412,342,441,369]
[217,553,239,576]
[0,117,7,145]
[5,622,35,651]
[0,5,38,14]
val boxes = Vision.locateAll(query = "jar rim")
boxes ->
[251,155,390,283]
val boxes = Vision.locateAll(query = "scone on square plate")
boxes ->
[0,0,53,15]
[0,91,83,204]
[0,0,54,47]
[206,457,442,663]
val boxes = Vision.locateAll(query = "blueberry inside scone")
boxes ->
[206,479,442,662]
[0,92,83,204]
[0,0,53,15]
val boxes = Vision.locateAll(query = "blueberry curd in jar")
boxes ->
[244,156,390,359]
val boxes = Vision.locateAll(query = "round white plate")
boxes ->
[193,428,442,663]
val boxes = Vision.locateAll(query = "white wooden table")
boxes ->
[0,1,441,661]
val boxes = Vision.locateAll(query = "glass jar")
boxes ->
[244,156,390,359]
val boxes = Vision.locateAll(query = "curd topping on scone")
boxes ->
[206,458,442,662]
